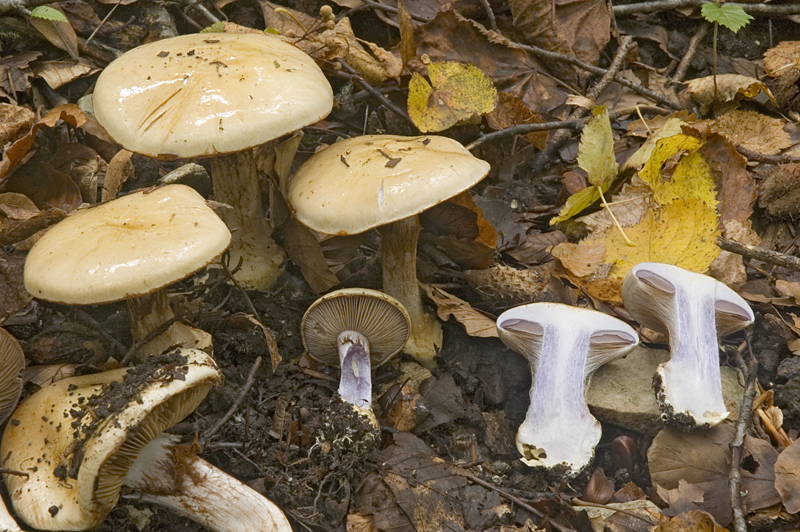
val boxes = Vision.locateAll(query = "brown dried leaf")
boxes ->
[32,59,98,89]
[29,6,79,59]
[764,40,800,83]
[686,74,777,106]
[652,511,729,532]
[21,364,77,388]
[485,93,548,149]
[439,191,497,247]
[397,0,415,71]
[4,161,82,212]
[51,143,106,203]
[283,218,339,293]
[347,513,377,532]
[774,438,800,513]
[420,283,498,337]
[0,104,35,147]
[506,230,566,265]
[697,134,756,225]
[103,149,134,202]
[655,480,705,516]
[550,242,605,277]
[0,251,31,325]
[696,110,791,156]
[648,424,781,526]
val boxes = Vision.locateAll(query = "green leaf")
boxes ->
[577,105,619,187]
[200,22,225,33]
[701,3,753,33]
[30,5,68,22]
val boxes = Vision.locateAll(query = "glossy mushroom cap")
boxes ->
[2,349,221,530]
[288,135,490,235]
[302,288,409,409]
[622,262,754,429]
[24,185,231,305]
[92,33,333,159]
[496,303,639,478]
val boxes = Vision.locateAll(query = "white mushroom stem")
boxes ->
[378,216,442,368]
[209,149,286,291]
[127,290,211,361]
[124,434,291,532]
[337,331,373,409]
[622,263,755,429]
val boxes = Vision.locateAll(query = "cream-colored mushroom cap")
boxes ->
[1,349,221,531]
[288,135,491,235]
[24,184,231,305]
[302,288,410,366]
[92,33,333,159]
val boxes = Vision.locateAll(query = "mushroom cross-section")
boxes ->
[1,349,291,532]
[23,184,231,360]
[92,32,334,290]
[288,135,490,367]
[302,288,409,411]
[496,303,639,478]
[621,262,755,429]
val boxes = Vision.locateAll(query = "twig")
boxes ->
[360,0,427,23]
[572,499,658,525]
[729,333,758,532]
[716,236,800,273]
[85,0,123,45]
[335,59,420,132]
[530,36,636,173]
[220,255,264,324]
[201,356,262,445]
[613,0,800,15]
[735,145,800,164]
[120,315,181,364]
[73,309,127,359]
[671,22,709,83]
[476,0,499,33]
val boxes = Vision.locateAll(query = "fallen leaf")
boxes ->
[656,479,705,516]
[695,110,791,155]
[408,61,497,133]
[652,510,729,532]
[698,134,755,225]
[29,5,79,59]
[624,116,689,170]
[347,513,377,532]
[420,283,498,337]
[33,59,98,89]
[0,251,31,325]
[579,182,650,234]
[550,242,606,277]
[485,93,548,149]
[764,40,800,82]
[4,161,82,212]
[397,0,415,72]
[0,52,40,100]
[686,74,777,106]
[0,103,35,147]
[774,438,800,513]
[506,230,566,265]
[648,424,781,526]
[283,218,340,294]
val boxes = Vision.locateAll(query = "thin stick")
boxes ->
[716,236,800,273]
[201,356,262,445]
[671,22,710,83]
[85,0,122,45]
[598,186,634,245]
[729,333,758,532]
[120,315,181,364]
[613,0,800,16]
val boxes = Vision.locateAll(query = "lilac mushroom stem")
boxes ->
[337,331,373,410]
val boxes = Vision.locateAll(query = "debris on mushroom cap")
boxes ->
[496,303,639,478]
[1,349,222,531]
[622,262,755,430]
[287,135,491,236]
[92,33,333,159]
[23,185,231,305]
[302,288,410,367]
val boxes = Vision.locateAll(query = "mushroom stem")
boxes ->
[127,290,211,360]
[378,216,442,368]
[125,434,291,532]
[209,150,286,290]
[337,331,372,409]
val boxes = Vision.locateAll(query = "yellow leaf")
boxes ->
[550,184,604,225]
[624,116,687,170]
[578,105,618,187]
[407,61,497,133]
[638,134,718,209]
[583,198,720,279]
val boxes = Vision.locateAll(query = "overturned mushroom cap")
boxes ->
[301,288,410,367]
[24,185,231,305]
[622,262,754,429]
[1,349,221,530]
[497,303,639,478]
[92,32,333,159]
[0,328,24,425]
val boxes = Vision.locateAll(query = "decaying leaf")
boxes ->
[33,59,99,89]
[686,74,777,106]
[29,5,79,59]
[396,0,415,71]
[0,52,41,99]
[485,93,547,149]
[764,40,800,82]
[774,438,800,513]
[694,110,791,156]
[656,480,705,516]
[283,218,340,294]
[652,511,729,532]
[648,424,781,526]
[420,283,498,337]
[583,198,720,279]
[550,242,606,277]
[624,116,689,170]
[0,251,31,325]
[0,104,35,147]
[408,61,497,133]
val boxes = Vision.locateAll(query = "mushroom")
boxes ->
[92,32,334,290]
[1,349,291,532]
[621,262,755,429]
[288,135,490,367]
[301,288,409,411]
[0,329,26,532]
[23,184,231,360]
[496,303,639,477]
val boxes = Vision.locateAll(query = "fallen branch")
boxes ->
[613,0,800,15]
[729,334,758,532]
[202,356,263,445]
[716,236,800,273]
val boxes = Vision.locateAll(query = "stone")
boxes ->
[587,345,744,436]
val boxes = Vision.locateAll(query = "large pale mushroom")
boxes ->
[622,262,755,429]
[496,303,639,477]
[288,135,490,367]
[1,349,291,532]
[92,32,334,290]
[23,185,231,360]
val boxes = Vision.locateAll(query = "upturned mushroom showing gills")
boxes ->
[496,303,639,478]
[23,184,231,360]
[288,135,490,367]
[301,288,410,411]
[622,262,755,429]
[1,349,291,532]
[92,32,333,290]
